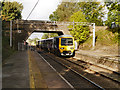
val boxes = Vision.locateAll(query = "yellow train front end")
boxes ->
[59,36,75,56]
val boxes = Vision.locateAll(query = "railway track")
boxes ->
[65,57,120,83]
[38,50,120,89]
[38,51,106,89]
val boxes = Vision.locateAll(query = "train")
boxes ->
[37,35,75,57]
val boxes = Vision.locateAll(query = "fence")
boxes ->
[18,42,28,51]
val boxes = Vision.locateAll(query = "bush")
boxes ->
[69,24,89,46]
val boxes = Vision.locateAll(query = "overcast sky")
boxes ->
[8,0,61,20]
[7,0,61,40]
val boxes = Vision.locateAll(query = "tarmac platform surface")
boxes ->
[3,50,72,89]
[2,51,29,88]
[28,50,72,89]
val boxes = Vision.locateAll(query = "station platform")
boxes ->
[2,51,29,88]
[2,49,120,88]
[75,49,120,72]
[75,50,119,61]
[2,50,72,89]
[28,50,72,89]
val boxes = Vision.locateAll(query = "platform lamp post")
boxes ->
[10,20,12,47]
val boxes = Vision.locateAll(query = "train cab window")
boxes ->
[61,38,73,46]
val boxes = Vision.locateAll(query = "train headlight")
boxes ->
[60,47,64,49]
[70,47,74,49]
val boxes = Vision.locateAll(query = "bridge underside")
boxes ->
[3,20,70,50]
[33,30,64,36]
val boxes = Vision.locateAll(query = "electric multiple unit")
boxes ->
[37,35,75,57]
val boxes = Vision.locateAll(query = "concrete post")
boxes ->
[18,42,20,51]
[93,23,95,48]
[22,43,24,51]
[10,20,12,47]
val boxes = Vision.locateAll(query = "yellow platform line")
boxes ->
[28,50,48,89]
[28,50,35,89]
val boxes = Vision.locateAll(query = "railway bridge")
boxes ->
[3,20,72,49]
[3,20,107,49]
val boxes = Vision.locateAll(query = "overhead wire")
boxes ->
[26,0,39,20]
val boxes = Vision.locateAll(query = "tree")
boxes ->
[42,33,58,39]
[1,1,23,51]
[105,2,119,28]
[69,10,87,22]
[49,2,104,25]
[1,1,23,21]
[42,33,49,39]
[50,33,58,37]
[78,2,105,26]
[49,12,59,21]
[69,10,89,48]
[33,38,40,45]
[49,2,79,21]
[27,38,40,45]
[27,38,33,45]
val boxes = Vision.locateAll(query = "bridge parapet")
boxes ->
[14,20,71,35]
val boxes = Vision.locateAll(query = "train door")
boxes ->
[53,38,59,54]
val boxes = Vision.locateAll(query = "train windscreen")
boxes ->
[61,38,73,46]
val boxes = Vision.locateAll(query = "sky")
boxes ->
[22,0,61,20]
[6,0,108,21]
[7,0,61,40]
[28,32,44,40]
[8,0,61,20]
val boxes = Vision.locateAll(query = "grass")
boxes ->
[95,30,118,45]
[80,29,118,50]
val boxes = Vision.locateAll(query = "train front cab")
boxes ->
[54,35,75,57]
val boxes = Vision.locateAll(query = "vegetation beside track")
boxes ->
[79,29,118,54]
